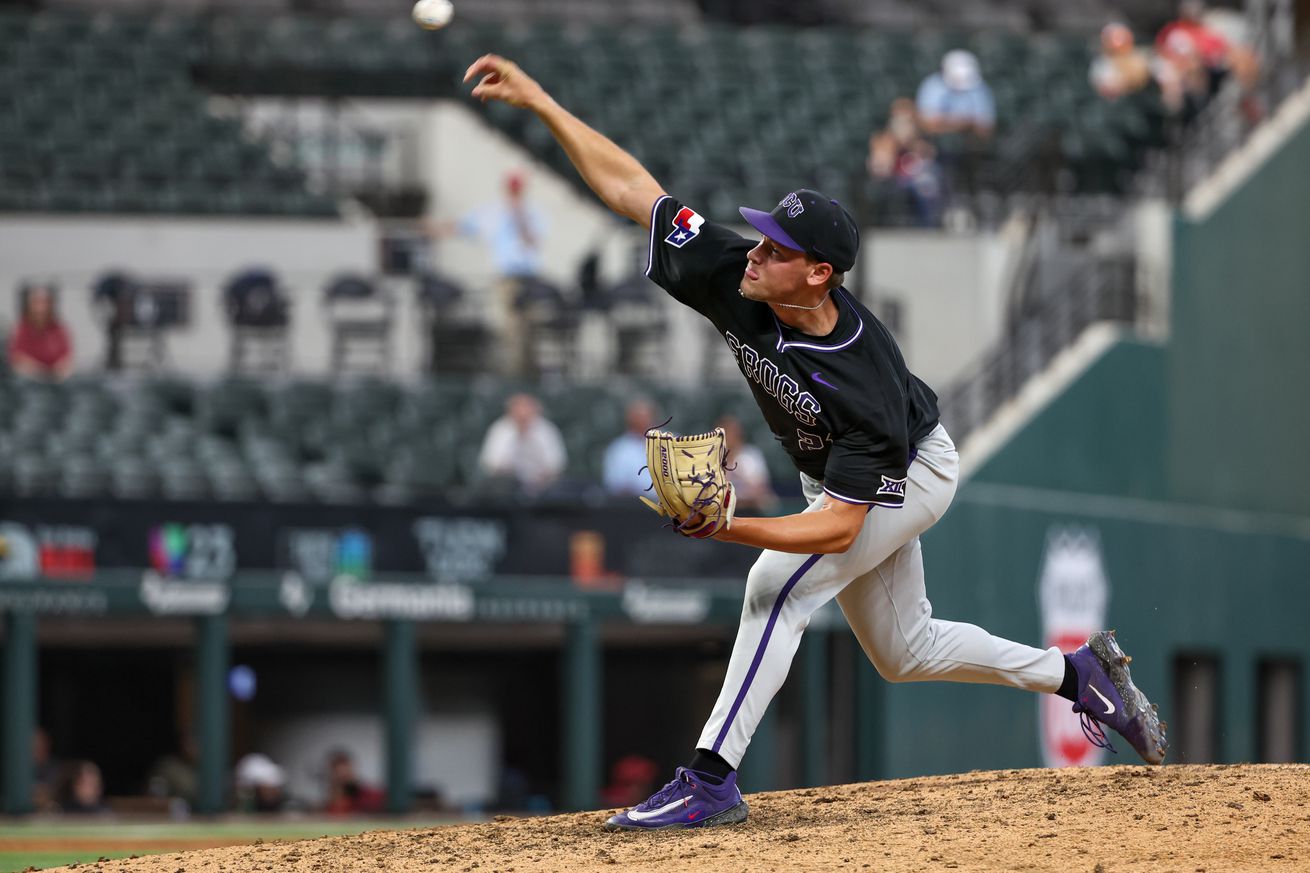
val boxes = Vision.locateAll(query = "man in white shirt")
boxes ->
[478,393,567,493]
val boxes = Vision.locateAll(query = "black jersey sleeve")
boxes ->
[820,414,912,508]
[645,195,753,313]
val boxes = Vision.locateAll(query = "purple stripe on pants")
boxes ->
[711,552,823,754]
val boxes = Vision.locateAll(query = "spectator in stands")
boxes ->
[32,727,59,812]
[1090,23,1154,101]
[1157,0,1233,86]
[431,172,548,375]
[602,397,657,495]
[718,415,777,512]
[234,753,287,813]
[1201,3,1262,84]
[478,392,567,494]
[147,735,199,810]
[8,282,72,381]
[1155,26,1213,115]
[58,760,107,814]
[1156,0,1262,116]
[324,749,384,815]
[916,50,994,208]
[867,98,945,227]
[458,171,546,280]
[916,50,995,141]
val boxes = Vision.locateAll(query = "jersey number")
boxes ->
[796,429,827,452]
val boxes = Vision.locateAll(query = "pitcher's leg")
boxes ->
[837,537,1065,691]
[695,549,833,768]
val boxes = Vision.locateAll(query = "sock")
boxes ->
[689,748,734,783]
[1055,654,1079,702]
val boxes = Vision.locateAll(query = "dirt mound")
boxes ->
[44,764,1308,873]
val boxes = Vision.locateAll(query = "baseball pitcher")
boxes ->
[464,54,1167,832]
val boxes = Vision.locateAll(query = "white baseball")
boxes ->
[412,0,453,30]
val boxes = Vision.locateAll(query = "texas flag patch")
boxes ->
[665,206,705,248]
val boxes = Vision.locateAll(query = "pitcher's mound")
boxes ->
[47,764,1310,873]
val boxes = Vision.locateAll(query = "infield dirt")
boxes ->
[40,764,1310,873]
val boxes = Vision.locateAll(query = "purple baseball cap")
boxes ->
[739,189,860,273]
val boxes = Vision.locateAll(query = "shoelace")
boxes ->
[1074,705,1119,755]
[635,774,690,811]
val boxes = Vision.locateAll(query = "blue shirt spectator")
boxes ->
[458,172,546,278]
[916,50,996,138]
[603,398,656,495]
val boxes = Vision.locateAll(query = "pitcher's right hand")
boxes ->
[464,54,548,111]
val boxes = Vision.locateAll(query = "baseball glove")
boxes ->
[639,426,737,539]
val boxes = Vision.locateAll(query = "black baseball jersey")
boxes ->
[644,195,940,507]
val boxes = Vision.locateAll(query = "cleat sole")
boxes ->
[1089,631,1168,765]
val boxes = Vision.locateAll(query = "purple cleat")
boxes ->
[1068,630,1169,765]
[603,767,748,831]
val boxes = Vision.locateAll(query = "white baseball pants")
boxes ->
[697,424,1066,768]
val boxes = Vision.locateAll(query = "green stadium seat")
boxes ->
[377,447,460,503]
[256,463,311,503]
[304,458,367,504]
[59,454,111,499]
[11,453,55,497]
[109,456,160,500]
[209,458,261,502]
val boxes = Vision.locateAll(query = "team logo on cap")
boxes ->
[665,206,705,248]
[778,192,805,218]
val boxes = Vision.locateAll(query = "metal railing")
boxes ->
[937,248,1138,444]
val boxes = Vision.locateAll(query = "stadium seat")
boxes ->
[59,454,111,499]
[11,453,56,497]
[109,456,160,500]
[159,458,210,501]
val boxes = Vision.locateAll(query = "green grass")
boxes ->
[0,851,154,872]
[0,816,464,872]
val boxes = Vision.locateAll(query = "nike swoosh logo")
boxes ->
[811,371,838,390]
[688,810,702,821]
[1089,684,1116,716]
[627,797,688,822]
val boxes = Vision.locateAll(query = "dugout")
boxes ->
[1,571,891,816]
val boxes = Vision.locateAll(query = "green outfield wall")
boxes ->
[965,340,1169,500]
[884,472,1310,776]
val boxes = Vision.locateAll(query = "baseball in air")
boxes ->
[412,0,454,30]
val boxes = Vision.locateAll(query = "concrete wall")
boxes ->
[861,228,1016,390]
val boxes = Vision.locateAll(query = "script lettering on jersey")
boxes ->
[724,331,820,427]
